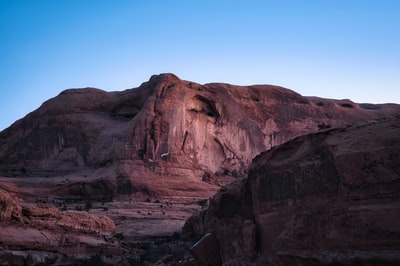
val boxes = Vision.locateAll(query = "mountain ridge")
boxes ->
[1,73,400,264]
[1,73,399,198]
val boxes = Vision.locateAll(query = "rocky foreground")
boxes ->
[1,74,400,265]
[0,186,121,264]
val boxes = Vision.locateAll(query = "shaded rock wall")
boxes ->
[184,116,400,265]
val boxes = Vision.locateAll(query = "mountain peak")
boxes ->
[146,73,183,87]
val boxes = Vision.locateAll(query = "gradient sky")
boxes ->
[1,0,399,131]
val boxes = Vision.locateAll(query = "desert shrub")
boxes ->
[318,123,331,131]
[115,232,124,240]
[196,199,208,207]
[341,103,353,108]
[84,201,92,211]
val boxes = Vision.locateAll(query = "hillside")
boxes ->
[1,73,398,199]
[1,73,400,264]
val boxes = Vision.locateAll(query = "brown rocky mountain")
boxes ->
[1,73,400,264]
[184,115,400,265]
[1,73,399,199]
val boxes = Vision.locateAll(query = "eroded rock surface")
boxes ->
[184,116,400,265]
[0,188,123,265]
[0,188,22,221]
[1,74,400,264]
[1,73,399,199]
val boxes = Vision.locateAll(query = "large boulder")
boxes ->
[185,116,400,265]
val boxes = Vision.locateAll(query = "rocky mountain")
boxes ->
[1,73,400,265]
[1,73,399,199]
[184,115,400,265]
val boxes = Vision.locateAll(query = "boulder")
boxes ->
[191,233,221,266]
[185,116,400,265]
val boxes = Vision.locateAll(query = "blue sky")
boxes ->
[1,0,399,131]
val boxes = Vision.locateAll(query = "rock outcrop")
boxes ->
[1,73,399,199]
[0,188,22,221]
[0,188,122,265]
[1,74,400,264]
[184,116,400,265]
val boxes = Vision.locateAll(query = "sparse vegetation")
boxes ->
[84,201,92,211]
[115,232,124,240]
[318,123,331,131]
[341,103,353,108]
[196,199,208,207]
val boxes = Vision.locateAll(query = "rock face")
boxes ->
[0,188,22,221]
[1,73,399,198]
[1,74,400,264]
[184,116,400,265]
[0,188,122,265]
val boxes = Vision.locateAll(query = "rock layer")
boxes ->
[1,73,399,198]
[0,188,123,265]
[184,116,400,265]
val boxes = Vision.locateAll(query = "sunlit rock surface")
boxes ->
[1,74,400,264]
[1,73,399,198]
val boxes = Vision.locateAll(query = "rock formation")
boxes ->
[0,73,399,199]
[0,188,124,265]
[184,116,400,265]
[1,73,400,264]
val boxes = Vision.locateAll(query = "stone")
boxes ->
[185,116,400,265]
[1,74,400,264]
[191,233,221,266]
[0,188,22,221]
[1,73,399,199]
[0,188,121,264]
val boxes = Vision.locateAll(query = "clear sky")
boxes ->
[1,0,399,131]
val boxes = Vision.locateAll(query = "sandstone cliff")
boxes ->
[184,116,400,265]
[1,73,399,198]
